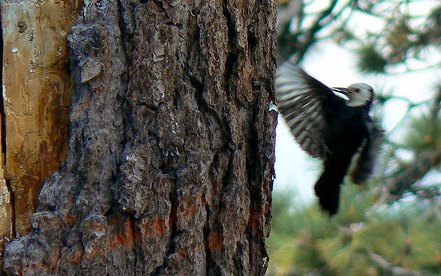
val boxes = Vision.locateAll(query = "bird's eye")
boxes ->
[354,88,360,93]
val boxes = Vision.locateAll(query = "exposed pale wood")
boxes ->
[1,0,81,238]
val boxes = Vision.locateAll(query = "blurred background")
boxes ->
[269,0,441,275]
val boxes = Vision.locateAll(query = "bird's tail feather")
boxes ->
[314,167,345,216]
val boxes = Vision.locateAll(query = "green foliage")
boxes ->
[404,90,441,154]
[278,0,441,70]
[404,112,441,153]
[354,2,441,73]
[268,186,441,275]
[273,1,441,274]
[356,45,388,73]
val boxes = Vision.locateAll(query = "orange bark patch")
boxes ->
[190,204,198,219]
[64,213,77,225]
[108,218,135,249]
[178,249,186,258]
[181,194,202,220]
[71,248,84,265]
[110,215,121,225]
[155,218,165,236]
[134,221,141,242]
[209,231,223,250]
[251,211,260,230]
[109,232,133,249]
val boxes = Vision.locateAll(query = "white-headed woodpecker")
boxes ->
[275,60,383,216]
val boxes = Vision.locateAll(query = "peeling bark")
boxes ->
[0,1,81,270]
[2,1,276,275]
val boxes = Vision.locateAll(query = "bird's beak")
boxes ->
[333,87,352,101]
[334,87,353,95]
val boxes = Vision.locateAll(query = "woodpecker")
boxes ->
[276,60,383,216]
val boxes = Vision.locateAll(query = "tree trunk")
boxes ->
[2,1,276,275]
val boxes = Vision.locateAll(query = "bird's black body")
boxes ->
[276,61,382,216]
[315,104,370,215]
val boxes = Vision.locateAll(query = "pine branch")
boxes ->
[283,0,356,63]
[293,0,339,62]
[369,252,426,276]
[386,151,441,199]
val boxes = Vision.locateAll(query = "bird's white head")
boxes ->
[345,83,374,107]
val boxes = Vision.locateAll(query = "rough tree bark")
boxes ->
[2,1,276,275]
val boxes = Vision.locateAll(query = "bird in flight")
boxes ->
[275,60,383,216]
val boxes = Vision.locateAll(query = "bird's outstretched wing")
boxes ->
[275,61,343,158]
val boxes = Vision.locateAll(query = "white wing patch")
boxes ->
[276,62,327,158]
